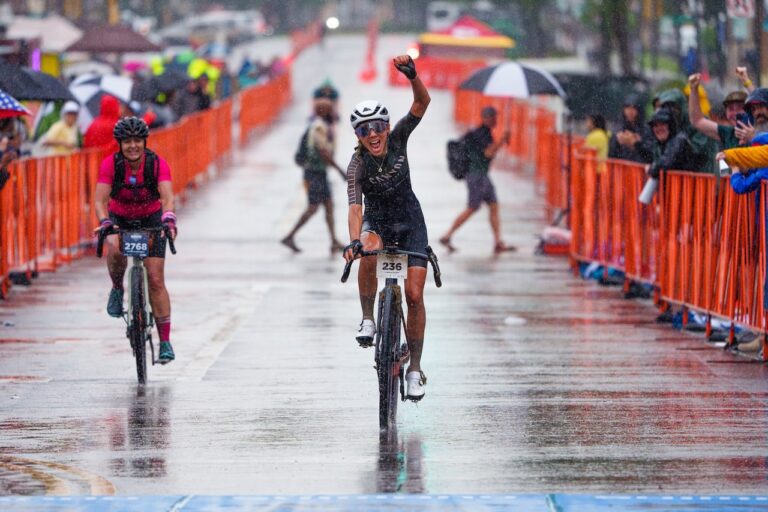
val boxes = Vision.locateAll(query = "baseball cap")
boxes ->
[723,90,747,106]
[62,101,79,114]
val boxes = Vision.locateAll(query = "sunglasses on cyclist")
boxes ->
[354,120,388,138]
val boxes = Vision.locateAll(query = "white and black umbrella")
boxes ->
[69,74,133,131]
[459,61,566,98]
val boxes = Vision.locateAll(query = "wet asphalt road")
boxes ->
[1,35,768,501]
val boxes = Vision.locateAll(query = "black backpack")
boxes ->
[294,128,310,167]
[446,137,470,180]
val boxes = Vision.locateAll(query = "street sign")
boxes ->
[728,0,755,18]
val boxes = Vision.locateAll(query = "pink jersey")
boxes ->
[97,152,172,219]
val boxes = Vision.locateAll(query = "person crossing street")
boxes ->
[440,106,516,254]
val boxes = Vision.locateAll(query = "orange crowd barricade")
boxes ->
[458,89,768,360]
[239,71,292,146]
[0,73,292,299]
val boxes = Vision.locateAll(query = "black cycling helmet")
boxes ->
[113,116,149,141]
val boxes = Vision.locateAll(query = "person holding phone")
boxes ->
[688,73,752,150]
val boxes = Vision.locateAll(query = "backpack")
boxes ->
[446,137,470,180]
[294,128,310,167]
[111,149,160,201]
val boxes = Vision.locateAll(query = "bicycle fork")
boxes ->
[375,282,410,402]
[125,259,156,363]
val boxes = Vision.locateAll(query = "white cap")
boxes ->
[62,101,79,114]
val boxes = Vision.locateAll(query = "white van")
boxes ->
[426,1,462,32]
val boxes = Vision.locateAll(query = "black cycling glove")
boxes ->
[345,239,363,256]
[395,56,417,80]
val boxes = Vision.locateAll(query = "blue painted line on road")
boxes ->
[0,494,767,511]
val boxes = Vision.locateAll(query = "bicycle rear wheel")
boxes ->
[376,285,403,432]
[129,265,148,384]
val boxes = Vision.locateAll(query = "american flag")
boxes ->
[0,88,31,119]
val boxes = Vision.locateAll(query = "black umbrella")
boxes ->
[0,62,76,102]
[132,70,190,102]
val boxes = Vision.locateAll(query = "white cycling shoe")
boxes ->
[356,318,376,347]
[406,371,427,401]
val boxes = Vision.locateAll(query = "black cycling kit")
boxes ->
[346,112,428,267]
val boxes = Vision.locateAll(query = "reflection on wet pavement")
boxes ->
[108,386,170,479]
[376,430,425,494]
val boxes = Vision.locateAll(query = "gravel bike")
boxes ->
[97,223,176,384]
[342,246,441,431]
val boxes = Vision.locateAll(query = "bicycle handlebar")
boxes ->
[341,246,442,288]
[96,225,177,258]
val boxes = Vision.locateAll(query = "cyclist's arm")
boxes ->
[348,204,363,242]
[94,183,111,221]
[408,76,430,118]
[159,181,174,213]
[346,154,363,243]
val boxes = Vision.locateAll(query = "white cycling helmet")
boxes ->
[350,100,390,129]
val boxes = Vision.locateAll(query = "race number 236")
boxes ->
[376,254,408,279]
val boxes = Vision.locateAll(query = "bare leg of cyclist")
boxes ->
[106,236,127,288]
[324,199,343,252]
[358,231,383,319]
[404,267,427,373]
[146,257,174,362]
[145,258,170,318]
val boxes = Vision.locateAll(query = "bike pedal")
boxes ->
[357,338,374,348]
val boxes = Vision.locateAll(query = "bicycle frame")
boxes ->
[126,256,155,364]
[97,224,176,384]
[342,245,441,431]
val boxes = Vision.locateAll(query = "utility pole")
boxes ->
[757,0,766,86]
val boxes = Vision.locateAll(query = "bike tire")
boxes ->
[376,286,403,432]
[129,265,148,385]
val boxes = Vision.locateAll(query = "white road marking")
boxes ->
[175,283,270,382]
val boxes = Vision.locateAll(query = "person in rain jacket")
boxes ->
[608,94,653,163]
[84,95,120,151]
[646,109,697,179]
[656,88,718,174]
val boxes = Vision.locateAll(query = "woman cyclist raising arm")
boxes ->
[344,55,431,401]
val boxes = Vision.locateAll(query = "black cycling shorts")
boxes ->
[109,210,167,258]
[362,216,428,268]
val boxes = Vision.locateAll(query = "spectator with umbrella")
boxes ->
[0,89,31,191]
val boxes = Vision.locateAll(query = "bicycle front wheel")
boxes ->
[376,285,403,432]
[129,265,148,384]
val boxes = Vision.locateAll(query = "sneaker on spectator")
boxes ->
[736,338,761,353]
[655,308,674,324]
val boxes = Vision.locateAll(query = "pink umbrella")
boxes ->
[123,60,148,74]
[0,88,31,119]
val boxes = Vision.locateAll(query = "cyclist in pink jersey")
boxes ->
[94,117,177,364]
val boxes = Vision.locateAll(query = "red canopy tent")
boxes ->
[417,15,515,59]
